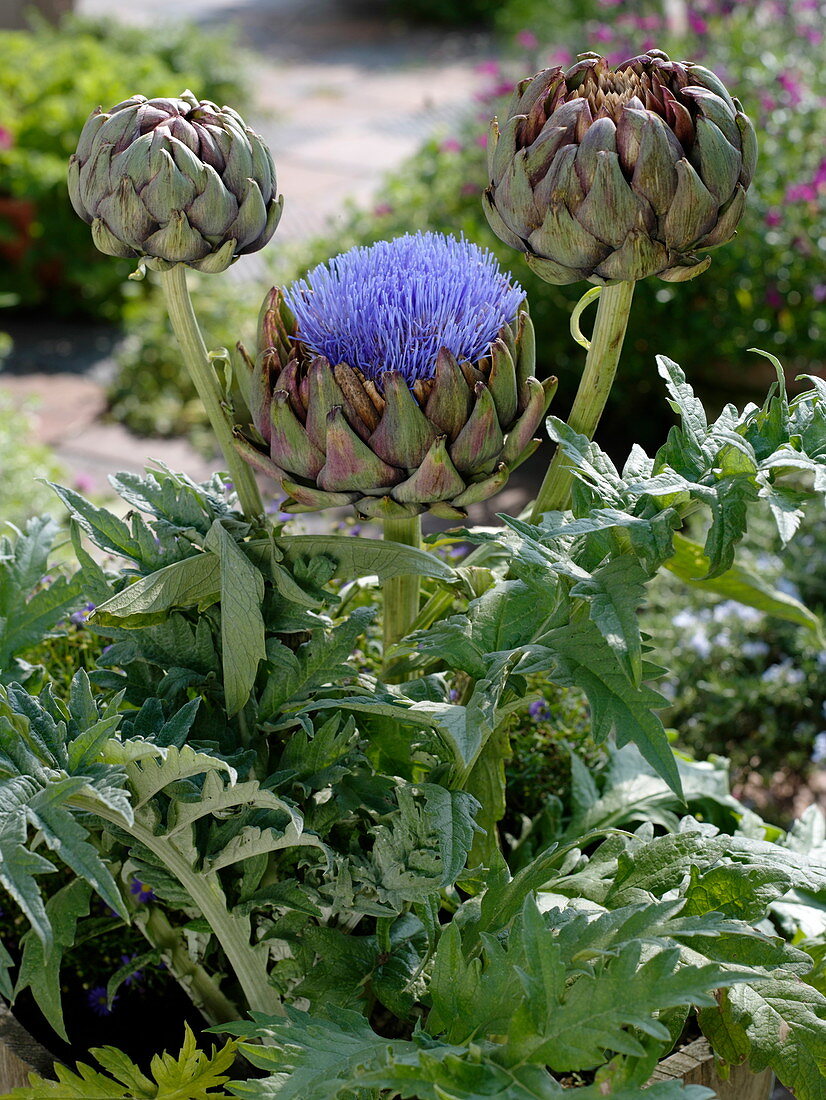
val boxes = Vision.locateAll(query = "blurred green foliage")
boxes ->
[646,503,826,803]
[0,15,248,320]
[0,391,65,525]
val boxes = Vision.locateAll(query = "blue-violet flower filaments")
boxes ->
[234,232,557,519]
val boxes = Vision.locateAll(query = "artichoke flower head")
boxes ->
[484,50,757,285]
[234,232,557,519]
[69,91,282,273]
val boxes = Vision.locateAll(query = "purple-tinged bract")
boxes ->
[283,233,525,387]
[233,233,557,520]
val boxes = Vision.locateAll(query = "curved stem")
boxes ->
[382,515,423,669]
[531,280,636,520]
[136,905,240,1024]
[160,264,264,522]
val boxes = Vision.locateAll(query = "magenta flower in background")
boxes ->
[460,182,477,196]
[813,285,826,303]
[373,203,393,217]
[475,59,500,76]
[475,131,488,148]
[515,29,538,49]
[777,73,804,106]
[592,25,614,42]
[688,11,709,34]
[785,182,817,204]
[440,137,462,153]
[765,285,784,309]
[765,209,782,227]
[0,127,12,151]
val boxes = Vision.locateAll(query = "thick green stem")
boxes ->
[136,905,240,1024]
[382,516,423,661]
[531,280,636,520]
[160,263,263,522]
[75,796,281,1018]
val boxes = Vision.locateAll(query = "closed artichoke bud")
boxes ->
[233,233,557,519]
[484,50,757,285]
[68,91,282,273]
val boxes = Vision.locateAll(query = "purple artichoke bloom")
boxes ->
[233,232,558,519]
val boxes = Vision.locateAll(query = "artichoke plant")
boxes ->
[233,233,557,519]
[484,49,757,285]
[69,90,282,273]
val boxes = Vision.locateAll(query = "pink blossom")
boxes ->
[802,26,823,44]
[641,36,656,50]
[785,182,817,203]
[0,127,12,152]
[814,159,826,189]
[777,73,804,106]
[688,12,709,33]
[74,473,95,494]
[460,183,478,196]
[765,285,784,310]
[373,203,393,217]
[546,47,572,66]
[515,29,539,49]
[640,14,661,29]
[759,93,776,113]
[475,60,500,76]
[440,138,462,153]
[592,24,614,42]
[813,284,826,303]
[475,131,488,148]
[764,209,782,227]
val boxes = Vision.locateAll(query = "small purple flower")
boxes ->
[373,202,393,217]
[813,284,826,303]
[70,601,96,625]
[88,986,115,1016]
[283,233,524,388]
[119,954,144,988]
[440,137,462,153]
[528,698,551,722]
[764,209,782,227]
[129,877,155,904]
[0,127,13,152]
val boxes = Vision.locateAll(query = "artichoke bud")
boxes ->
[232,234,557,519]
[484,49,757,286]
[69,90,283,272]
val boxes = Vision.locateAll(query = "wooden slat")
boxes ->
[0,1001,55,1093]
[649,1037,774,1099]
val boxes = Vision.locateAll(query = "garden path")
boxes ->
[3,0,498,512]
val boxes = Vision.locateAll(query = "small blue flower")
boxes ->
[528,698,551,722]
[129,877,155,904]
[283,232,524,387]
[70,601,96,625]
[87,986,115,1016]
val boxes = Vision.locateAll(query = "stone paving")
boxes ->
[1,0,495,502]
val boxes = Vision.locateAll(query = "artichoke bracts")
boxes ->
[484,49,756,285]
[233,234,557,520]
[69,91,282,273]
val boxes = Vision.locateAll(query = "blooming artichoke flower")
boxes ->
[68,91,282,273]
[484,50,757,285]
[233,233,556,519]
